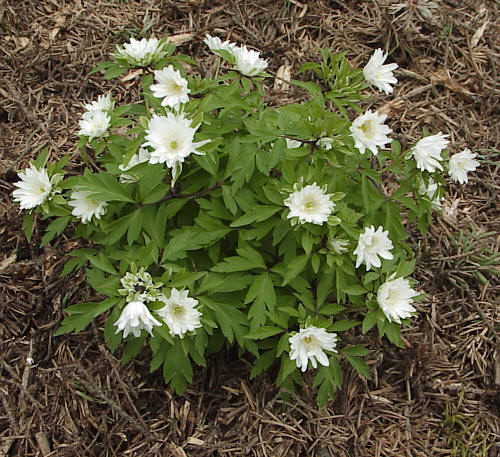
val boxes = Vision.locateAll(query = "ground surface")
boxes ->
[0,1,499,456]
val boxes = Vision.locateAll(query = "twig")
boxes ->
[72,366,153,439]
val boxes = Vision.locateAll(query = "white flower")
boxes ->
[150,66,190,108]
[233,45,268,76]
[114,37,166,67]
[119,267,162,303]
[286,138,302,149]
[203,34,237,57]
[354,225,394,271]
[377,275,419,324]
[68,189,107,223]
[12,165,53,210]
[289,326,338,372]
[411,133,449,172]
[119,148,151,183]
[84,93,114,114]
[328,238,349,254]
[363,49,398,95]
[114,300,162,338]
[284,182,335,225]
[156,288,202,337]
[316,137,334,150]
[418,178,442,209]
[448,149,479,184]
[78,110,111,140]
[350,110,392,155]
[144,113,208,168]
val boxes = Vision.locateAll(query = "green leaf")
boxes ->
[164,228,229,261]
[250,350,276,379]
[291,80,322,96]
[122,335,147,364]
[318,303,345,316]
[245,326,283,340]
[22,213,34,242]
[361,174,384,214]
[316,271,334,307]
[276,333,290,357]
[302,231,314,255]
[329,320,359,331]
[245,273,276,308]
[222,186,238,215]
[54,298,118,336]
[104,306,123,352]
[141,184,169,205]
[87,253,117,275]
[236,244,267,269]
[230,205,281,227]
[212,256,264,273]
[276,355,297,386]
[344,354,371,379]
[282,255,308,285]
[101,212,135,245]
[80,172,134,202]
[163,343,193,395]
[41,216,71,247]
[344,285,366,296]
[362,311,379,333]
[126,210,143,245]
[341,345,370,357]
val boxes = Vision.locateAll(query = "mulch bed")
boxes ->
[0,1,498,456]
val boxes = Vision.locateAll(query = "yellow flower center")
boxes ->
[360,120,375,139]
[304,336,312,344]
[170,140,178,150]
[172,305,184,315]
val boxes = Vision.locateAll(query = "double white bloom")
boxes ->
[363,48,398,95]
[114,37,166,67]
[411,133,449,172]
[84,93,114,113]
[12,165,53,210]
[203,34,238,57]
[78,93,113,140]
[114,282,202,339]
[115,266,202,339]
[377,275,419,324]
[150,66,190,108]
[350,110,392,155]
[204,34,268,77]
[316,137,334,150]
[144,113,208,168]
[284,183,335,225]
[289,326,338,372]
[118,268,161,303]
[418,178,442,210]
[448,149,479,184]
[233,46,269,76]
[156,288,202,337]
[68,189,107,224]
[114,300,162,338]
[328,238,349,254]
[354,226,394,271]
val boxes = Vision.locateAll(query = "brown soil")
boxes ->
[0,1,498,456]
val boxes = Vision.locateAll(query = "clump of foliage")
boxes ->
[13,36,479,405]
